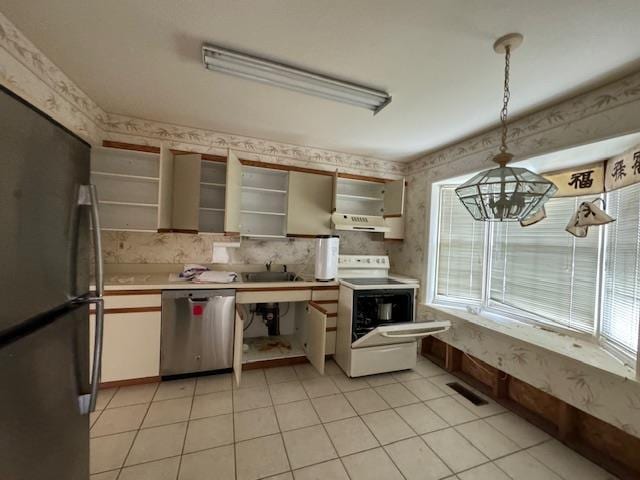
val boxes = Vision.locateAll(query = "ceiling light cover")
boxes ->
[202,44,391,114]
[455,34,557,221]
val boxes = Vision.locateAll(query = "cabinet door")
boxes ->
[157,144,174,230]
[306,302,327,374]
[384,216,405,240]
[383,178,405,217]
[172,153,202,231]
[89,311,161,382]
[233,305,244,387]
[287,171,332,236]
[332,170,338,213]
[224,150,242,234]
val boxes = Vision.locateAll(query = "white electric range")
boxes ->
[335,255,450,377]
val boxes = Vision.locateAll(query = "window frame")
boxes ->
[427,183,639,367]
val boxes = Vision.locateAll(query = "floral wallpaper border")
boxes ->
[5,8,640,440]
[101,113,407,178]
[0,12,405,179]
[392,69,640,439]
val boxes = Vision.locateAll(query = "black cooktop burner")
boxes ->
[342,277,405,285]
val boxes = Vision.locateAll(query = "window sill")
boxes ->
[422,302,638,383]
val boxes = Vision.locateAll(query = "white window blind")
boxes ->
[602,183,640,356]
[436,187,485,301]
[489,196,600,332]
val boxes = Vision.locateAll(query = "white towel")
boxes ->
[193,271,238,284]
[180,264,210,280]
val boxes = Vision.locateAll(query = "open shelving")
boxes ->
[239,166,288,238]
[91,147,160,231]
[334,177,384,216]
[199,160,227,234]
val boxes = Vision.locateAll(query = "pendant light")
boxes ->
[455,33,557,221]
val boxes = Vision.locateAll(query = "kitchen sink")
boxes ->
[241,271,301,282]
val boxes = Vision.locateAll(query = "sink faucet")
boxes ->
[266,260,273,272]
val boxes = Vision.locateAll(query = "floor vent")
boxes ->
[446,382,488,406]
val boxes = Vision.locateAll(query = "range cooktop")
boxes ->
[341,277,406,285]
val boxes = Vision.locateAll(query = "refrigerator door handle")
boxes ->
[78,184,103,297]
[77,184,104,414]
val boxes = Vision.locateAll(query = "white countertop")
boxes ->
[99,273,338,291]
[98,271,418,292]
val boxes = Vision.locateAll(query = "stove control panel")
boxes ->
[338,255,389,269]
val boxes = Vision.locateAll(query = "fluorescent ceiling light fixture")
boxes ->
[202,44,392,114]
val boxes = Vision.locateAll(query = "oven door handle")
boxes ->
[379,326,448,338]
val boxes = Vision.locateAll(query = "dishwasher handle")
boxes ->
[188,297,211,303]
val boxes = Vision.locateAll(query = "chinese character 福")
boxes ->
[568,170,594,189]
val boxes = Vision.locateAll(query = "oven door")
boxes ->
[351,321,450,348]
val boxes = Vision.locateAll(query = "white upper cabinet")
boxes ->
[199,159,227,234]
[334,177,385,216]
[157,144,174,231]
[171,153,202,232]
[333,175,406,218]
[239,165,289,238]
[91,146,161,232]
[383,178,405,217]
[224,150,242,234]
[287,171,333,236]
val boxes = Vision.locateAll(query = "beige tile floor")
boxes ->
[90,357,619,480]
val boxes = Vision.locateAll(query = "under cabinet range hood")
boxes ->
[331,213,391,232]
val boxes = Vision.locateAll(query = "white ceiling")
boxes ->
[2,0,640,161]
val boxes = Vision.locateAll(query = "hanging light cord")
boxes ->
[499,45,511,154]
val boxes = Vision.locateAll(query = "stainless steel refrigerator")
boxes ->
[0,86,104,480]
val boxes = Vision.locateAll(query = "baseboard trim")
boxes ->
[100,375,160,389]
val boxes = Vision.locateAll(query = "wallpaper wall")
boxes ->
[101,230,387,265]
[0,12,405,180]
[0,11,397,268]
[388,70,640,285]
[397,73,640,439]
[4,7,640,440]
[426,305,640,439]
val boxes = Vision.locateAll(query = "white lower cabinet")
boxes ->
[233,305,244,387]
[90,310,161,383]
[232,299,329,386]
[306,302,327,375]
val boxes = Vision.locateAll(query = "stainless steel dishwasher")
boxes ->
[161,289,235,376]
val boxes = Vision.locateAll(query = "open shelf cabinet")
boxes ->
[238,166,289,238]
[91,147,160,231]
[199,160,227,234]
[333,175,405,218]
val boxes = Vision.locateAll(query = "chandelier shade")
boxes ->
[454,33,558,222]
[455,165,558,221]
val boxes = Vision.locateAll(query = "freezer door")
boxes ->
[351,321,450,349]
[0,304,89,480]
[0,87,91,334]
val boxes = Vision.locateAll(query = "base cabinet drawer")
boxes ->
[237,289,311,304]
[312,289,339,301]
[103,293,161,309]
[90,311,161,383]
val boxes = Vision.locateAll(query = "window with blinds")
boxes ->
[433,182,640,362]
[436,187,486,301]
[602,183,640,356]
[489,196,600,332]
